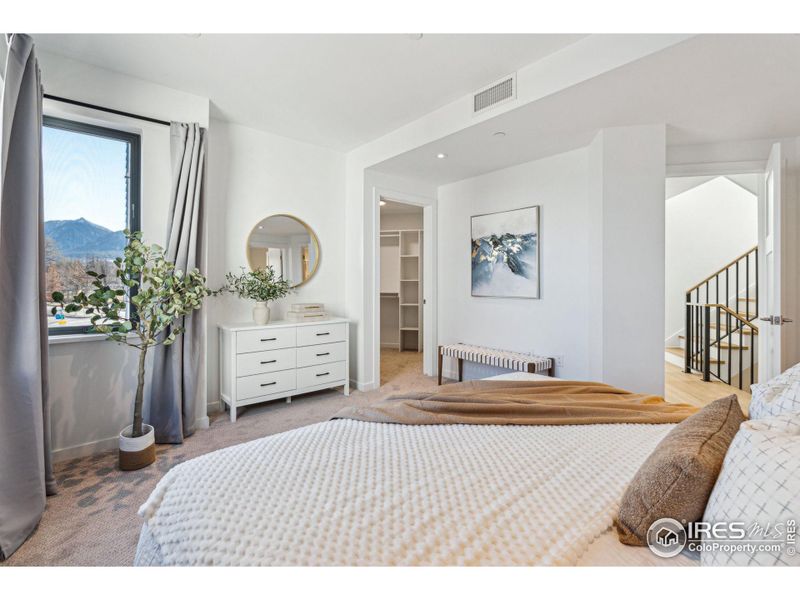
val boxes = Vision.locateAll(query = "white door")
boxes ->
[758,143,782,380]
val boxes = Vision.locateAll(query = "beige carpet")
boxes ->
[3,350,434,566]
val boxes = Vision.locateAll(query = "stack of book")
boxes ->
[286,303,329,322]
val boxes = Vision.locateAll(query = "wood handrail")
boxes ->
[685,302,759,334]
[686,246,758,295]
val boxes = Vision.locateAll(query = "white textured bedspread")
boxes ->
[137,419,674,566]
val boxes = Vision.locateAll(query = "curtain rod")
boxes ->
[43,93,172,127]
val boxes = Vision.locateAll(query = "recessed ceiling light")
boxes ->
[258,225,263,229]
[493,131,506,137]
[436,153,448,159]
[406,33,424,40]
[379,200,387,206]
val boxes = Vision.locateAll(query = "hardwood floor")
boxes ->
[664,362,751,414]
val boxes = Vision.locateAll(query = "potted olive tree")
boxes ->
[51,230,211,470]
[223,266,292,324]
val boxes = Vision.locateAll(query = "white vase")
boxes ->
[253,301,270,325]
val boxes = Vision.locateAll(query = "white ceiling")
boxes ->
[33,33,586,151]
[371,34,800,185]
[666,174,759,200]
[380,199,423,215]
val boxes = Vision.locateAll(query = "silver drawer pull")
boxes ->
[260,359,277,364]
[316,352,330,357]
[316,372,330,377]
[260,337,277,342]
[316,332,330,336]
[260,382,276,387]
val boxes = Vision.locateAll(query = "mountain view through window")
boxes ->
[43,119,137,332]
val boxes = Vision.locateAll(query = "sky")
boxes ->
[42,125,129,231]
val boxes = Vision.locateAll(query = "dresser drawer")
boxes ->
[296,323,347,347]
[297,361,346,389]
[296,341,346,368]
[237,347,296,377]
[236,370,296,401]
[237,327,296,353]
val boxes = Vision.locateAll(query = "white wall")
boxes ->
[344,38,689,390]
[665,176,758,343]
[379,210,423,231]
[437,148,590,380]
[205,119,346,410]
[37,50,211,460]
[587,125,666,396]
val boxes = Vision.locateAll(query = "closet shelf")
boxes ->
[400,254,419,258]
[400,278,419,282]
[400,303,418,307]
[400,327,419,331]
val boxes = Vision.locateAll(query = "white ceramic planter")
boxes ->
[253,301,271,325]
[119,424,156,470]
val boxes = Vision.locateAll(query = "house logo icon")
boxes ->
[647,518,687,558]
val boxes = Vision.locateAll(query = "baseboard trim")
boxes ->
[53,435,119,463]
[195,415,210,430]
[352,378,378,392]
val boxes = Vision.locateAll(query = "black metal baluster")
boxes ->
[726,267,729,312]
[736,261,739,318]
[739,318,744,390]
[703,305,711,382]
[727,312,732,385]
[695,305,700,371]
[716,308,721,380]
[745,254,750,320]
[684,293,691,373]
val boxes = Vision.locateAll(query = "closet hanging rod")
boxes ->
[43,93,172,126]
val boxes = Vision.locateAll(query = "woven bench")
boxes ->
[438,343,555,385]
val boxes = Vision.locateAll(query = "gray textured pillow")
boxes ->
[614,395,745,546]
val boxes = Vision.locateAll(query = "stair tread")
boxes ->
[666,347,726,364]
[738,297,757,302]
[677,335,749,350]
[708,323,757,334]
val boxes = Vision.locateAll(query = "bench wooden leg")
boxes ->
[458,358,463,382]
[438,346,443,385]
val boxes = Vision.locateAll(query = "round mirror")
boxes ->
[246,214,320,287]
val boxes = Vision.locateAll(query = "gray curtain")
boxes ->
[0,34,56,560]
[146,123,207,443]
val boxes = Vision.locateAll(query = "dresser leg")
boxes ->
[230,404,237,423]
[344,381,350,396]
[286,396,292,404]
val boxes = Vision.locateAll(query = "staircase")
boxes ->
[670,247,759,390]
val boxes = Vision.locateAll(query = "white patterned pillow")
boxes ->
[701,414,800,566]
[749,362,800,419]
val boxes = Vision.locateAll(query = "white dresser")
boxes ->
[218,318,350,422]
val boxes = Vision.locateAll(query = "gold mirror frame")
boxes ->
[245,214,321,288]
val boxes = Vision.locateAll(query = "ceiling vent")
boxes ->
[473,74,516,114]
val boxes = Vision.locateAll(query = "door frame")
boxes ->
[371,186,438,382]
[665,159,768,380]
[758,144,782,380]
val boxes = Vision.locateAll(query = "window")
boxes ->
[43,117,141,335]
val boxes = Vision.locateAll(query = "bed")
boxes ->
[134,372,699,566]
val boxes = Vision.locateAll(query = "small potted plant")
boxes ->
[222,266,292,324]
[51,230,211,470]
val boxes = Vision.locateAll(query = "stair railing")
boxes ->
[685,303,758,388]
[684,246,759,389]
